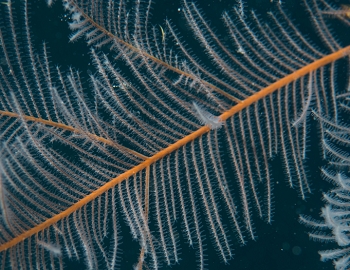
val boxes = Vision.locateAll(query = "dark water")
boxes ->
[19,0,350,269]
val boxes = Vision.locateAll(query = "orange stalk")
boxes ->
[0,45,349,251]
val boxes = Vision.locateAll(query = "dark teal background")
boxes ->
[22,0,350,269]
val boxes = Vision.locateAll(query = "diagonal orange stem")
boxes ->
[0,45,349,252]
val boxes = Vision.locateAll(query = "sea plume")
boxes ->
[0,0,349,269]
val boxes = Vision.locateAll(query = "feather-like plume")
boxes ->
[0,0,349,269]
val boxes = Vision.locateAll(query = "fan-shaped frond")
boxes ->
[0,0,349,269]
